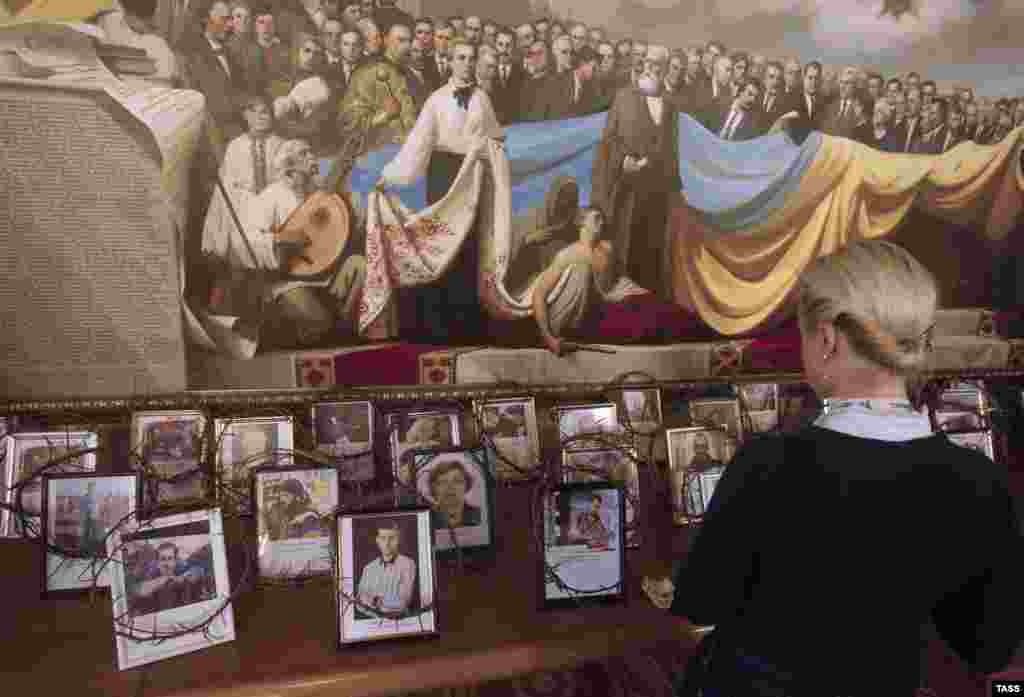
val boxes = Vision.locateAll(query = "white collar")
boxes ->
[814,398,932,442]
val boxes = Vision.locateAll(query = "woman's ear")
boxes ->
[820,321,838,360]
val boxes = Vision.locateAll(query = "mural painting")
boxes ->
[1,0,1023,379]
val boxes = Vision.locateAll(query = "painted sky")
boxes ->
[545,0,1024,95]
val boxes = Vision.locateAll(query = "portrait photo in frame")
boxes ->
[689,399,743,441]
[253,465,339,580]
[932,410,986,433]
[666,427,730,526]
[932,381,989,430]
[2,431,98,538]
[215,416,293,515]
[411,448,495,555]
[108,509,235,670]
[738,383,779,412]
[738,383,780,434]
[947,431,995,460]
[131,411,207,506]
[312,401,376,482]
[336,508,438,646]
[554,403,619,450]
[385,410,462,485]
[474,397,541,481]
[541,482,626,608]
[42,472,141,596]
[613,388,662,434]
[562,447,642,548]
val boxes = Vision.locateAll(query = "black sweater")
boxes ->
[671,426,1024,696]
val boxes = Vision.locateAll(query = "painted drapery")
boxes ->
[673,115,1024,335]
[350,114,1024,337]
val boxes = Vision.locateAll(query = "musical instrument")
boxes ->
[274,191,352,277]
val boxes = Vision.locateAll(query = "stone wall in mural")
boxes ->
[2,0,1023,366]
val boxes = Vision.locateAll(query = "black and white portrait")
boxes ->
[132,411,207,505]
[556,403,619,450]
[388,411,461,484]
[415,450,493,552]
[353,516,419,619]
[44,473,138,593]
[477,398,539,480]
[739,383,778,412]
[313,401,375,481]
[216,416,293,513]
[255,466,339,578]
[338,509,437,645]
[3,431,97,538]
[617,389,662,431]
[689,399,743,440]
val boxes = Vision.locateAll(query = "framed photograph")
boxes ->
[2,431,98,538]
[385,410,462,485]
[937,381,987,412]
[131,411,207,506]
[562,448,641,548]
[689,399,743,440]
[739,383,779,434]
[312,401,376,482]
[215,416,293,515]
[738,383,779,412]
[474,397,541,481]
[253,465,339,579]
[932,410,985,433]
[336,508,439,646]
[108,509,235,670]
[42,473,140,596]
[748,410,779,435]
[947,431,995,460]
[554,403,619,450]
[542,482,626,608]
[410,448,495,554]
[666,427,730,525]
[613,388,662,433]
[779,386,821,432]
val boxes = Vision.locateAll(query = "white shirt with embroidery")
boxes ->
[380,80,504,188]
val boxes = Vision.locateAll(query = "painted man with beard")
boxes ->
[591,45,681,298]
[264,478,323,540]
[339,22,418,150]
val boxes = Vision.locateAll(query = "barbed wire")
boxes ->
[101,503,254,644]
[5,374,1008,618]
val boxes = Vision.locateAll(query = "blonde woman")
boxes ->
[671,241,1024,696]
